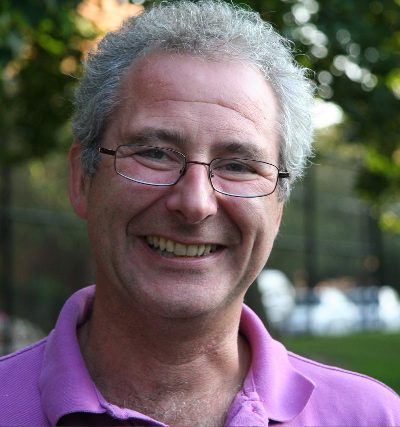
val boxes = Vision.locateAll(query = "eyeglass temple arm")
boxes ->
[278,171,290,179]
[98,147,116,156]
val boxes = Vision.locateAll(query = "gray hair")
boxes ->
[72,0,314,199]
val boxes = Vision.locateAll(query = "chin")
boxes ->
[131,288,232,320]
[150,297,221,319]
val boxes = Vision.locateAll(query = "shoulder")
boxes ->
[288,351,400,425]
[0,337,47,371]
[288,350,399,397]
[0,338,50,425]
[0,338,47,383]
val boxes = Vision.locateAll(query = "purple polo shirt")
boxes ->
[0,286,399,426]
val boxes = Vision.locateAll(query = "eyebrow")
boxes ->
[125,128,188,146]
[218,141,266,159]
[125,127,269,160]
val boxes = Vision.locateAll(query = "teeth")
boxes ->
[166,239,174,252]
[175,243,187,256]
[146,236,218,257]
[197,244,205,256]
[159,237,166,251]
[186,245,198,256]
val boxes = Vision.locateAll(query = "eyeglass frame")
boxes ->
[98,144,290,199]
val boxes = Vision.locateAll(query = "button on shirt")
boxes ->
[0,286,399,426]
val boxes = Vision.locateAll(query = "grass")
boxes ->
[281,331,400,394]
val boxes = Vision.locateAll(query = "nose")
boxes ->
[165,162,218,224]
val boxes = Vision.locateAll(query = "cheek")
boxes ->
[233,198,277,234]
[248,206,280,274]
[228,201,279,288]
[87,181,171,244]
[236,199,282,254]
[85,183,128,254]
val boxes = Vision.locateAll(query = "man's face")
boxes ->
[69,52,284,318]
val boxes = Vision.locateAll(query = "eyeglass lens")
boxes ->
[115,145,279,197]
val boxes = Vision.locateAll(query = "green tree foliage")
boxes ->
[309,0,399,205]
[240,0,400,205]
[0,0,96,164]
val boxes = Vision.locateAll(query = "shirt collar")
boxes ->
[39,286,164,426]
[39,286,314,425]
[229,305,315,424]
[39,286,103,424]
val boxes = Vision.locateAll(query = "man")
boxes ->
[1,1,399,425]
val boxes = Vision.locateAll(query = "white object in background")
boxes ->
[378,286,400,331]
[257,269,296,329]
[285,287,362,336]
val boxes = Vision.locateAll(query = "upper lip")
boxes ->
[144,234,222,247]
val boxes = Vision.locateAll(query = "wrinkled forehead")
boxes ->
[113,51,282,145]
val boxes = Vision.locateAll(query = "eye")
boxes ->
[136,147,169,160]
[223,161,255,173]
[214,159,258,175]
[124,145,183,171]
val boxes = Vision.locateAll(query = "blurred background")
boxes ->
[1,0,399,392]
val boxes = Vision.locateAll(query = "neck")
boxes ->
[78,286,251,425]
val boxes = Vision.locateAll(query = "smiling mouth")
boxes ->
[145,236,219,257]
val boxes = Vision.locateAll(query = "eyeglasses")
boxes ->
[98,144,289,198]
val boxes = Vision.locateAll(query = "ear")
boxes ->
[68,142,90,219]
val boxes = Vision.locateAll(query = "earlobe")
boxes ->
[68,142,90,219]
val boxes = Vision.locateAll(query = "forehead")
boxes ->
[111,52,280,158]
